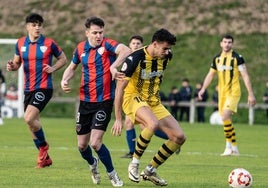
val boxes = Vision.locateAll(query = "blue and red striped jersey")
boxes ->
[72,38,119,102]
[15,35,63,92]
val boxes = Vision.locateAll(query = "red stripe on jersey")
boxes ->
[87,50,97,102]
[102,54,111,100]
[39,39,50,88]
[28,44,37,91]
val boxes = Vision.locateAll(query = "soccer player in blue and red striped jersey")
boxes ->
[61,16,131,187]
[6,13,67,168]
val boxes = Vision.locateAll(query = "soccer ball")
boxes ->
[228,168,253,188]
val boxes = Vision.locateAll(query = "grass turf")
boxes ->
[0,118,267,187]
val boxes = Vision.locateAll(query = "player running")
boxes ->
[6,13,67,168]
[111,28,186,186]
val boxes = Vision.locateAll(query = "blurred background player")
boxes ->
[194,82,208,123]
[6,13,67,168]
[263,81,268,120]
[0,69,6,125]
[179,78,192,122]
[121,35,168,158]
[198,34,256,156]
[168,86,180,120]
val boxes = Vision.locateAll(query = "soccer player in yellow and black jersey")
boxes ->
[111,28,186,186]
[198,34,256,156]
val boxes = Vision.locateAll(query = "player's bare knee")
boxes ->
[147,119,159,131]
[125,119,134,129]
[77,142,89,151]
[172,132,186,145]
[24,114,33,125]
[89,141,102,151]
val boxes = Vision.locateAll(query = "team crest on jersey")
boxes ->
[20,46,26,52]
[97,47,104,55]
[40,46,47,53]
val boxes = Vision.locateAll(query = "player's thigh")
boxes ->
[220,96,240,114]
[135,106,158,130]
[24,105,40,123]
[123,93,157,126]
[159,115,185,143]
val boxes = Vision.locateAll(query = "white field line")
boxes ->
[1,146,258,158]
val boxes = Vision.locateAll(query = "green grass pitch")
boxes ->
[0,118,267,187]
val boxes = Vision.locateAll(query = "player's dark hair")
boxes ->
[182,78,189,83]
[25,13,44,24]
[152,28,176,45]
[85,16,105,28]
[221,34,234,42]
[129,35,143,43]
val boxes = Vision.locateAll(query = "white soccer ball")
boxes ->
[228,168,253,188]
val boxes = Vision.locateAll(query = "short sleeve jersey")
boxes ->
[72,38,119,102]
[120,46,172,106]
[15,35,63,92]
[210,50,245,97]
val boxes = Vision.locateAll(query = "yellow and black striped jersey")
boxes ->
[210,50,245,97]
[120,46,172,106]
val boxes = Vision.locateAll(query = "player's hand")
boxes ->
[43,64,55,74]
[61,80,71,93]
[6,60,16,71]
[110,67,125,81]
[111,120,123,136]
[198,90,204,100]
[248,95,256,107]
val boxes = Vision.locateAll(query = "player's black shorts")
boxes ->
[76,100,113,135]
[24,89,53,112]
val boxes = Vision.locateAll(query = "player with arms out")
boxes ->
[6,13,67,168]
[198,34,256,156]
[61,16,131,187]
[111,28,186,186]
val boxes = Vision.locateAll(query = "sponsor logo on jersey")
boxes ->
[141,69,163,79]
[217,65,233,71]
